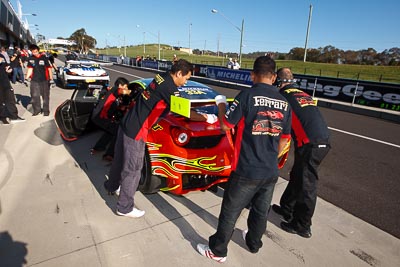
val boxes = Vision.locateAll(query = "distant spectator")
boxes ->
[10,50,27,86]
[226,57,234,69]
[232,59,240,70]
[20,48,29,64]
[135,55,142,67]
[48,53,58,71]
[0,53,25,124]
[1,47,10,64]
[65,50,77,61]
[119,54,124,64]
[172,54,178,64]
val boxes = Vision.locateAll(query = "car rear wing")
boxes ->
[66,60,114,67]
[170,95,234,118]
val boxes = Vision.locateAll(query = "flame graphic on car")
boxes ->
[150,153,230,179]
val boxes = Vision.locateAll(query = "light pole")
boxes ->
[137,25,160,60]
[303,4,313,62]
[142,32,146,55]
[81,36,85,54]
[189,23,192,55]
[211,9,244,66]
[123,35,126,57]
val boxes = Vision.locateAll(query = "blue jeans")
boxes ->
[209,172,277,257]
[12,67,24,83]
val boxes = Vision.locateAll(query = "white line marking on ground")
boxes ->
[329,127,400,148]
[104,67,143,79]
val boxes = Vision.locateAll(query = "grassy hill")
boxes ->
[96,44,400,84]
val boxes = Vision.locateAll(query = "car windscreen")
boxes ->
[178,86,219,115]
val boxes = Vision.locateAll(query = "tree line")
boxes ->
[65,28,399,66]
[247,46,400,66]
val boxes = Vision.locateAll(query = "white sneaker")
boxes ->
[242,229,248,242]
[114,186,120,196]
[196,243,226,263]
[116,208,145,218]
[10,117,26,123]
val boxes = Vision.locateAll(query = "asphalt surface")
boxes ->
[0,58,399,266]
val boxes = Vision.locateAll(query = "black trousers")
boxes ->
[209,172,277,257]
[30,80,50,114]
[0,86,19,119]
[279,143,330,231]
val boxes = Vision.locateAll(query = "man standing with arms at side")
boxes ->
[25,44,54,116]
[197,56,292,263]
[272,67,330,238]
[0,53,25,124]
[104,59,217,218]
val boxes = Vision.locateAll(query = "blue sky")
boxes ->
[12,0,400,54]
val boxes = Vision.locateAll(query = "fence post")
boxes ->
[312,78,318,98]
[379,74,383,82]
[337,71,340,78]
[304,68,307,75]
[319,69,322,76]
[351,82,359,106]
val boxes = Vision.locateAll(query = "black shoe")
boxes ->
[104,181,118,195]
[43,112,50,116]
[1,118,10,124]
[280,221,312,238]
[242,230,259,253]
[271,204,292,222]
[102,154,113,162]
[32,112,41,116]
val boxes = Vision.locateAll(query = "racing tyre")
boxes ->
[138,147,165,194]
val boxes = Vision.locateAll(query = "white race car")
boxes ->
[57,60,112,88]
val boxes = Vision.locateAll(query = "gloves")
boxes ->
[49,79,55,88]
[205,114,218,124]
[215,95,227,106]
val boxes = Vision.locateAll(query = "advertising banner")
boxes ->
[141,60,158,69]
[296,75,400,111]
[206,67,253,85]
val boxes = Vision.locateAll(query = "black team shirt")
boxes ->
[27,53,51,81]
[279,84,330,147]
[222,83,292,180]
[121,72,179,140]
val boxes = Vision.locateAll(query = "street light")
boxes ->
[303,4,313,62]
[137,25,160,60]
[189,23,192,56]
[22,13,37,16]
[211,9,244,66]
[107,33,126,57]
[142,32,146,55]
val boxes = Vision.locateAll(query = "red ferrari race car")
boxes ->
[54,79,290,195]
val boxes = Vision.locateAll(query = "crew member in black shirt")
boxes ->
[272,67,331,238]
[25,44,53,116]
[104,59,217,218]
[197,56,292,263]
